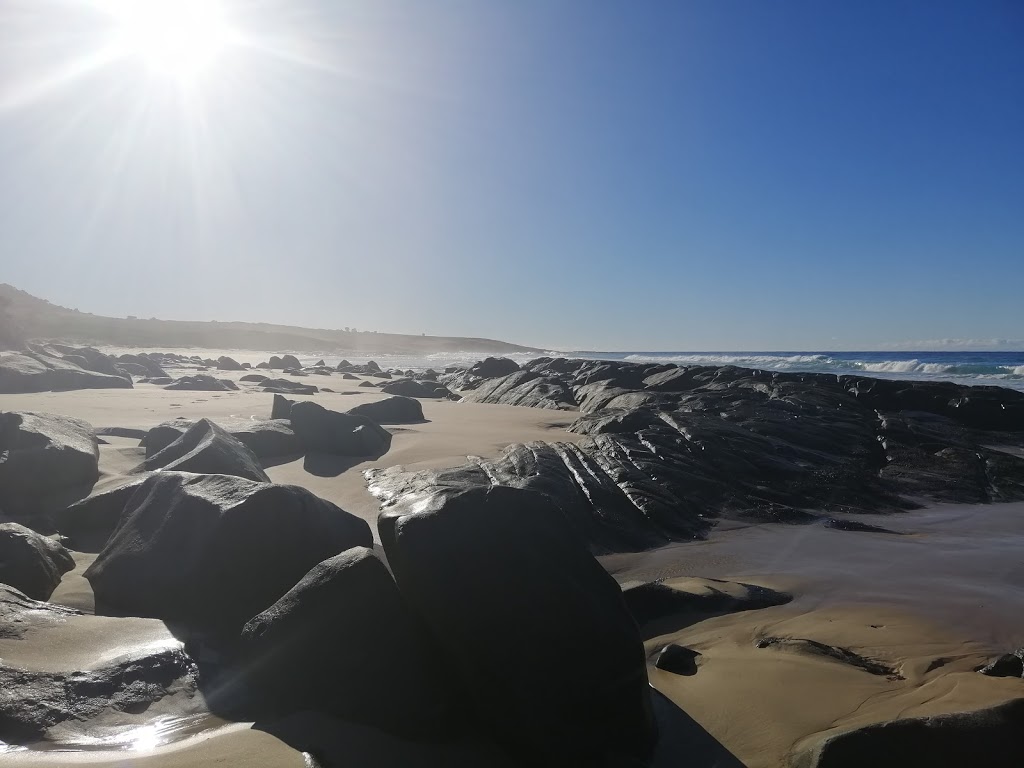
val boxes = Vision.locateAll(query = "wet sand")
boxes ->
[3,363,1024,766]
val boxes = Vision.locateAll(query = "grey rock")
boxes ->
[0,411,99,516]
[378,485,656,767]
[134,419,270,482]
[290,401,391,457]
[85,472,372,631]
[0,351,132,394]
[347,396,424,424]
[0,523,75,600]
[241,547,450,737]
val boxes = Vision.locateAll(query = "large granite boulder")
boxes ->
[164,375,239,391]
[117,353,169,378]
[378,485,656,767]
[268,354,302,370]
[0,351,132,394]
[142,418,299,460]
[468,357,520,379]
[347,396,425,424]
[0,523,75,600]
[134,419,270,482]
[85,473,372,631]
[790,698,1024,767]
[217,356,244,371]
[0,411,99,516]
[241,547,450,737]
[52,476,152,550]
[379,379,449,399]
[260,378,319,395]
[289,401,391,457]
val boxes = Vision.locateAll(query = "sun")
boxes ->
[101,0,239,83]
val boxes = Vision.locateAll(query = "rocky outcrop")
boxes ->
[0,411,100,516]
[461,370,575,409]
[142,417,299,460]
[789,698,1024,768]
[378,485,656,767]
[240,547,450,737]
[0,351,132,393]
[289,401,391,457]
[134,419,270,482]
[468,356,521,379]
[380,379,453,399]
[0,641,198,744]
[85,472,373,631]
[164,374,239,391]
[0,523,74,600]
[370,358,1024,554]
[347,396,425,424]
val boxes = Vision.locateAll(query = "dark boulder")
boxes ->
[358,381,376,388]
[43,344,122,376]
[164,375,239,391]
[335,359,353,371]
[52,476,152,550]
[0,411,99,516]
[347,396,425,424]
[469,357,521,379]
[0,351,132,394]
[240,373,269,383]
[260,378,318,395]
[271,394,294,420]
[268,354,302,370]
[289,401,391,457]
[979,650,1023,678]
[341,373,358,380]
[313,359,325,367]
[142,417,299,461]
[380,379,446,399]
[790,698,1024,768]
[378,485,656,767]
[85,472,373,631]
[654,644,701,676]
[0,523,75,600]
[217,356,244,371]
[241,547,450,737]
[256,362,270,369]
[134,419,270,482]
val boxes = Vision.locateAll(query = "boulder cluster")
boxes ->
[0,401,658,765]
[367,357,1024,553]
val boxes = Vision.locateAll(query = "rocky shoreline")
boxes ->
[1,345,1024,766]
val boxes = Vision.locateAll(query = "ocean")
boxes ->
[103,347,1024,393]
[264,350,1024,393]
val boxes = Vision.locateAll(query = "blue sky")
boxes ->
[1,0,1021,350]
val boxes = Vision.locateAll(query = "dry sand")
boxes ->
[3,362,1024,766]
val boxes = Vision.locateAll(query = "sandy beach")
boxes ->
[2,352,1024,767]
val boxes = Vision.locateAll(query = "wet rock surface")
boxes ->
[85,472,373,631]
[789,698,1024,768]
[0,645,199,744]
[372,358,1024,553]
[0,410,100,516]
[378,484,656,767]
[0,523,75,600]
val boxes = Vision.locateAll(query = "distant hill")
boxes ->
[0,284,541,355]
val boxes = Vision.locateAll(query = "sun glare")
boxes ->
[102,0,238,83]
